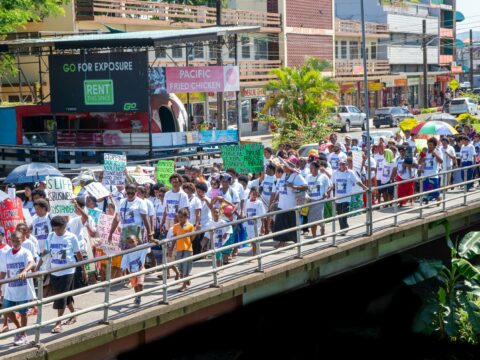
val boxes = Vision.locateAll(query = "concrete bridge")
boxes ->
[2,185,480,360]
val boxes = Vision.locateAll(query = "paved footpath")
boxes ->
[0,186,479,356]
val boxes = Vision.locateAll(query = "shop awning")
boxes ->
[456,39,465,49]
[456,11,465,22]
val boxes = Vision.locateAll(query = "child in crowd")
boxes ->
[120,235,149,307]
[170,209,194,292]
[204,207,233,267]
[243,187,265,256]
[0,227,15,334]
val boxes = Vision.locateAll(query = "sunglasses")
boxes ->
[126,192,135,195]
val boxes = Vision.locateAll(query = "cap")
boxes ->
[220,173,232,182]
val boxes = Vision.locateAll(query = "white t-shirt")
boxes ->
[250,174,276,204]
[332,169,358,203]
[460,144,475,163]
[423,150,442,176]
[205,219,233,248]
[22,236,39,261]
[187,195,202,225]
[118,197,148,228]
[120,248,148,273]
[32,214,51,253]
[67,215,96,252]
[306,173,330,201]
[441,145,456,169]
[299,167,310,179]
[406,138,416,154]
[328,152,347,171]
[144,198,155,218]
[244,199,266,238]
[45,231,80,276]
[0,248,35,302]
[231,181,246,201]
[163,190,189,221]
[381,162,395,184]
[374,154,385,179]
[197,196,212,229]
[274,173,307,210]
[395,157,416,180]
[153,197,164,232]
[363,156,377,180]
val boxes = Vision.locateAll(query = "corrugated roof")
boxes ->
[0,26,260,52]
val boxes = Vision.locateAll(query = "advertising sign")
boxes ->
[49,52,149,112]
[166,66,240,93]
[85,182,111,200]
[103,154,127,186]
[46,177,76,216]
[221,143,264,174]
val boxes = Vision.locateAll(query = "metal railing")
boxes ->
[0,163,480,346]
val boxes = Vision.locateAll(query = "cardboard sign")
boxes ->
[221,143,264,175]
[156,160,175,188]
[97,213,121,254]
[130,173,154,185]
[0,198,24,243]
[46,176,76,216]
[352,151,363,174]
[103,154,126,186]
[85,182,111,200]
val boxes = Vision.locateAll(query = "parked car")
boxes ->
[361,130,394,147]
[298,143,318,158]
[334,106,368,133]
[373,107,413,128]
[448,98,478,116]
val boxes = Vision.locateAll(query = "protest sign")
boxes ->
[85,182,111,200]
[352,151,363,174]
[88,208,103,225]
[103,154,126,186]
[221,143,264,175]
[130,173,154,185]
[97,213,121,254]
[46,176,76,216]
[156,160,175,188]
[0,198,24,243]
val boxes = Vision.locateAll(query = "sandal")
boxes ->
[63,317,77,325]
[177,287,187,292]
[51,325,62,333]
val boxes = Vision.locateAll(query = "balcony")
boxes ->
[75,0,281,33]
[152,59,281,87]
[440,54,453,65]
[440,27,454,38]
[335,59,390,77]
[335,19,389,37]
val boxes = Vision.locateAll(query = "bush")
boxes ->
[420,107,439,114]
[456,113,480,124]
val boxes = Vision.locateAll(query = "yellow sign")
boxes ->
[448,79,460,91]
[368,82,383,91]
[177,92,206,103]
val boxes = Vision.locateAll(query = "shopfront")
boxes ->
[383,78,408,107]
[407,76,420,108]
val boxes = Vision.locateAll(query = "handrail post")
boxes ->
[34,275,44,344]
[294,208,302,259]
[331,201,337,246]
[210,230,219,288]
[393,183,398,227]
[253,218,263,272]
[102,257,112,323]
[419,177,424,219]
[161,241,169,304]
[463,168,468,205]
[366,188,373,236]
[442,172,447,212]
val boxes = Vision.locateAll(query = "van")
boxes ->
[449,98,478,116]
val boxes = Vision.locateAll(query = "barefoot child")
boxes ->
[120,235,149,307]
[171,209,194,292]
[243,187,266,256]
[204,208,233,267]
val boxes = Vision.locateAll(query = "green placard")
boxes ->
[156,160,175,188]
[84,79,114,105]
[221,143,264,175]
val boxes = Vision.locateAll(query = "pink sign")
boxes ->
[166,66,240,94]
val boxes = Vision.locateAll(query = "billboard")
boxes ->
[49,52,149,112]
[165,66,240,93]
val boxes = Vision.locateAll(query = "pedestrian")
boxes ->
[31,199,51,254]
[418,137,443,204]
[204,207,233,266]
[120,235,148,307]
[379,148,396,205]
[171,209,194,292]
[36,216,86,334]
[243,187,265,255]
[0,231,36,346]
[305,160,330,237]
[392,146,417,207]
[460,135,476,190]
[440,137,456,186]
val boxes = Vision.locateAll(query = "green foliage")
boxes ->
[404,230,480,344]
[459,91,480,104]
[420,107,438,114]
[456,113,480,124]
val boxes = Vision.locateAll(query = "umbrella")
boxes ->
[411,121,458,136]
[426,114,459,127]
[399,118,420,132]
[4,163,63,184]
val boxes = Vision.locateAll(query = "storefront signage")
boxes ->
[394,79,408,87]
[352,65,364,75]
[340,83,356,93]
[208,91,236,101]
[46,176,76,216]
[176,92,206,103]
[451,66,463,74]
[221,143,264,175]
[49,52,149,112]
[241,88,266,98]
[166,66,240,93]
[407,77,420,86]
[368,82,383,91]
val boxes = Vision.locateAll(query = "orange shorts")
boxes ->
[129,274,145,287]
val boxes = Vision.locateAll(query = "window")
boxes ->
[350,41,359,59]
[371,42,377,60]
[341,41,347,59]
[172,46,183,59]
[228,37,236,59]
[254,38,268,60]
[155,47,166,58]
[242,36,251,59]
[209,42,217,59]
[194,44,204,59]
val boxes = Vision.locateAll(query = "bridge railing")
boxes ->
[0,163,479,345]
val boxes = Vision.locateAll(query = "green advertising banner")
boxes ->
[221,143,264,175]
[156,160,175,189]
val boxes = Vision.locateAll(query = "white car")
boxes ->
[335,106,367,133]
[449,98,478,116]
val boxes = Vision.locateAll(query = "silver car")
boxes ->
[335,106,368,133]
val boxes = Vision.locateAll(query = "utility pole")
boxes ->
[422,19,428,108]
[470,29,474,89]
[360,0,372,236]
[216,0,225,130]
